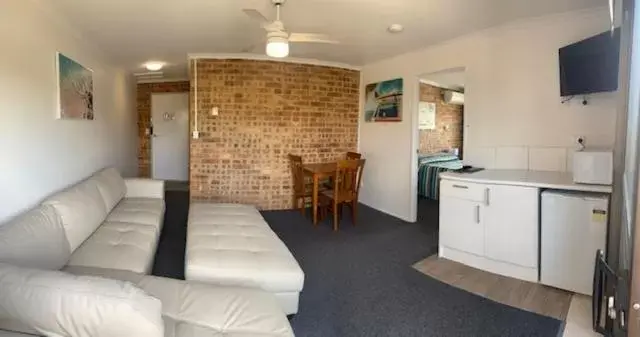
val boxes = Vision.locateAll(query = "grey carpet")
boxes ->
[152,190,188,279]
[263,199,564,337]
[153,192,564,336]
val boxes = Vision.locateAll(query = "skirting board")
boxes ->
[439,246,538,283]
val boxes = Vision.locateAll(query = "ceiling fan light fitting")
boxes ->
[266,37,289,58]
[388,24,404,33]
[144,61,165,71]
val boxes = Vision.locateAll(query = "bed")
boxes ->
[417,153,463,200]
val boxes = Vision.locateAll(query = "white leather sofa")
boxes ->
[186,203,305,315]
[0,168,294,337]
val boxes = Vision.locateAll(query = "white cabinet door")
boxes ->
[440,196,484,256]
[483,185,539,268]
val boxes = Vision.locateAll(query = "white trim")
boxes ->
[409,76,419,223]
[418,79,464,92]
[193,59,198,135]
[136,77,189,84]
[187,53,361,71]
[357,71,364,152]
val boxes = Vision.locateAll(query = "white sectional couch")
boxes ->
[0,168,294,337]
[44,169,166,274]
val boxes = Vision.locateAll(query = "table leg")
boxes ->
[312,174,319,225]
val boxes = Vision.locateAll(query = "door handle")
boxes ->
[484,188,490,206]
[452,184,468,189]
[475,205,480,224]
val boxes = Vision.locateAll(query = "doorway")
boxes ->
[414,68,466,223]
[150,93,189,184]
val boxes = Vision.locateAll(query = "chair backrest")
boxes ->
[333,159,366,201]
[346,151,362,160]
[288,154,305,195]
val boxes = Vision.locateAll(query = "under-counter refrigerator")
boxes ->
[540,190,609,295]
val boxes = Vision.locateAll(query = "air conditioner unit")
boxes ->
[443,91,465,105]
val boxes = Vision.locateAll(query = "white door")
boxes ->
[151,93,189,181]
[439,196,484,256]
[483,185,539,268]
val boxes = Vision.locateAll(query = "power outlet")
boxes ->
[574,136,586,150]
[192,130,200,139]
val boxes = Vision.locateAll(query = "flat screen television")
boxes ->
[559,28,621,97]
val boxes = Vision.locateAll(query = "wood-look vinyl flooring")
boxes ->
[413,255,573,321]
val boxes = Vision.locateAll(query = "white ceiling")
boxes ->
[52,0,604,78]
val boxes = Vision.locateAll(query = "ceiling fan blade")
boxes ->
[289,33,339,44]
[242,9,270,25]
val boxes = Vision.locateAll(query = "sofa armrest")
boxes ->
[137,276,294,337]
[124,178,164,199]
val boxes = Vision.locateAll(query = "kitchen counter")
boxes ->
[440,169,612,194]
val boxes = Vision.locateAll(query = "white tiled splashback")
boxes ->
[465,146,583,172]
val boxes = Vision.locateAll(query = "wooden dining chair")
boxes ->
[319,159,366,231]
[324,152,362,189]
[346,151,362,160]
[288,154,311,215]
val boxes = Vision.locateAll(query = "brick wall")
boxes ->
[190,59,360,210]
[418,83,464,156]
[136,81,190,177]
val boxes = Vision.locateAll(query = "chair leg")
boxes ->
[333,201,339,232]
[297,197,305,215]
[351,200,358,225]
[319,204,326,221]
[318,198,326,221]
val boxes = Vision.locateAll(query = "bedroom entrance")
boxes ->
[414,68,466,223]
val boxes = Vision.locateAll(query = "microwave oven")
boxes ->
[572,150,613,185]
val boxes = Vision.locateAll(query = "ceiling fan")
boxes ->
[242,0,339,58]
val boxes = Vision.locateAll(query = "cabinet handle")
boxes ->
[475,205,480,224]
[484,188,490,206]
[452,184,469,189]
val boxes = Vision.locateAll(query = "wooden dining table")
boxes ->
[302,162,337,225]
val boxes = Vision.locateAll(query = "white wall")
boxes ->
[0,0,138,222]
[359,7,617,222]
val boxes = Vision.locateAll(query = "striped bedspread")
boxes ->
[417,153,463,200]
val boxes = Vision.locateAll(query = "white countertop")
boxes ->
[440,169,612,193]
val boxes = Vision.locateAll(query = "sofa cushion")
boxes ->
[107,198,165,230]
[93,168,126,213]
[125,178,165,199]
[42,178,108,252]
[0,263,163,337]
[63,265,145,284]
[0,205,70,270]
[186,203,305,294]
[138,276,294,337]
[66,221,159,274]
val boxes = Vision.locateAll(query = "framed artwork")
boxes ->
[364,78,403,122]
[57,52,94,120]
[418,101,436,130]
